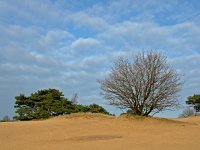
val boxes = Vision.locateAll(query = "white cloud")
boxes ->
[40,30,73,45]
[38,29,74,52]
[0,24,40,47]
[0,63,50,76]
[69,37,102,56]
[0,0,66,27]
[82,55,107,67]
[169,54,200,100]
[66,12,109,32]
[99,21,200,54]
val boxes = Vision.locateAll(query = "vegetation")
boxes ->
[74,103,112,115]
[99,51,182,116]
[1,115,11,122]
[14,88,112,121]
[179,108,195,118]
[186,94,200,112]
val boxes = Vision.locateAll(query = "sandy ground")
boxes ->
[0,113,200,150]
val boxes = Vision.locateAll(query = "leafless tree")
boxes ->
[2,115,10,122]
[99,51,182,116]
[71,93,78,104]
[179,107,195,118]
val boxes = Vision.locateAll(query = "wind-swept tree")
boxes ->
[99,51,182,116]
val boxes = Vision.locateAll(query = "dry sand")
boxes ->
[0,113,200,150]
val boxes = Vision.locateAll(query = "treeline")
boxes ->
[14,88,112,121]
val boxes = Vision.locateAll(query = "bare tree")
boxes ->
[71,93,78,104]
[99,51,182,116]
[179,107,195,118]
[2,115,10,122]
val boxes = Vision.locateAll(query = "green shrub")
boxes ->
[14,88,113,120]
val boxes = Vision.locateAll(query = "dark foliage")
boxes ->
[186,94,200,112]
[14,88,112,120]
[73,104,112,115]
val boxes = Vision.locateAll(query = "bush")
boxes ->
[74,103,113,115]
[88,104,110,115]
[179,108,195,118]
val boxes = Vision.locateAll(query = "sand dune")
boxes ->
[0,113,200,150]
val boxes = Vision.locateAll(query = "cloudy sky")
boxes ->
[0,0,200,118]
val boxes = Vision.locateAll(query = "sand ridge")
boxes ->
[0,113,200,150]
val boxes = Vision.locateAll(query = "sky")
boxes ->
[0,0,200,119]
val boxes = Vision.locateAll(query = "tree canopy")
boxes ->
[14,88,112,120]
[186,94,200,112]
[99,51,182,116]
[14,89,75,120]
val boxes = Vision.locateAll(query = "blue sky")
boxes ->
[0,0,200,118]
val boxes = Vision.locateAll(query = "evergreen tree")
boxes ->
[14,89,75,120]
[186,94,200,112]
[14,88,113,120]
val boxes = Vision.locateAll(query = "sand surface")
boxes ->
[0,113,200,150]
